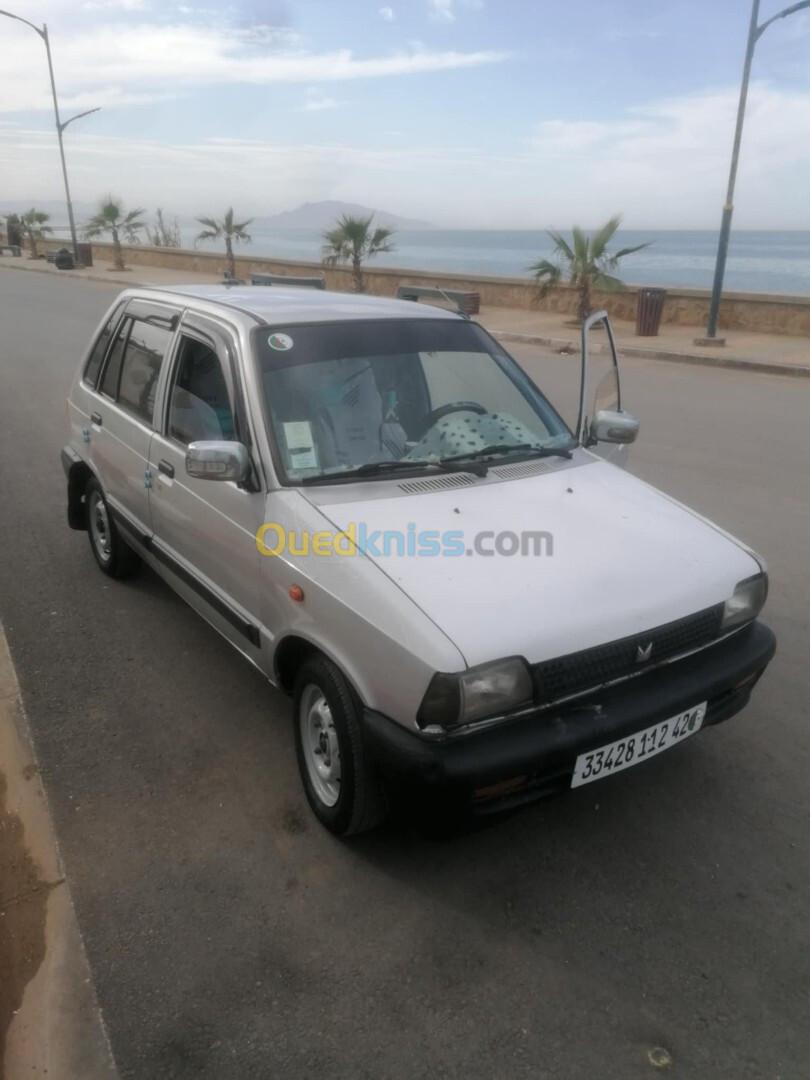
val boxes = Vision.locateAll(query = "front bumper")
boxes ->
[363,620,776,809]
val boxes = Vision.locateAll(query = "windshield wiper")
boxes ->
[440,442,573,466]
[355,458,487,478]
[299,458,487,484]
[297,444,573,485]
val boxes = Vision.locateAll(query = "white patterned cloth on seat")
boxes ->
[405,411,541,459]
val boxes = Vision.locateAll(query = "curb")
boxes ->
[490,330,810,380]
[0,629,119,1080]
[0,260,219,290]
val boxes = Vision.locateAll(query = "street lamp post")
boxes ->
[0,9,99,265]
[703,0,810,342]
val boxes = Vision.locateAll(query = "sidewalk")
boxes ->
[3,254,808,377]
[0,629,118,1080]
[483,305,810,378]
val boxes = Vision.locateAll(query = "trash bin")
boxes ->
[54,247,75,270]
[461,291,480,316]
[635,288,667,336]
[76,242,93,268]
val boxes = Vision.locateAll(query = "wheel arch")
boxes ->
[273,633,367,705]
[65,457,95,531]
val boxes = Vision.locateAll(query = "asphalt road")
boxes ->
[1,269,808,1080]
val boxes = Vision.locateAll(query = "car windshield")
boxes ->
[252,318,573,484]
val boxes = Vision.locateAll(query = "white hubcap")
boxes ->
[89,491,112,562]
[300,685,341,807]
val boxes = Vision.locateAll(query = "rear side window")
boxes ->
[118,319,173,424]
[83,303,124,388]
[100,317,132,399]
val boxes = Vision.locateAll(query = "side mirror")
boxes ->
[186,440,251,482]
[589,409,640,445]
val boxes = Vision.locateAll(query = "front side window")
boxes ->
[117,319,173,424]
[253,319,572,484]
[167,335,236,445]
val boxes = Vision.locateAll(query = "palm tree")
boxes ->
[321,213,395,293]
[529,215,650,325]
[20,208,52,259]
[83,196,146,270]
[195,208,253,279]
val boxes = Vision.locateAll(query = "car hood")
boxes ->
[306,459,760,668]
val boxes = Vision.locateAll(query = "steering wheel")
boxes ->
[416,401,487,440]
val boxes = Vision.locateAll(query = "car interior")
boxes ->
[168,336,236,444]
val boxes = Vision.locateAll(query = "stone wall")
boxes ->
[39,239,810,337]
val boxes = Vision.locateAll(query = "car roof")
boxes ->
[146,284,464,325]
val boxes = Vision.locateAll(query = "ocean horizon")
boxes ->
[186,227,810,297]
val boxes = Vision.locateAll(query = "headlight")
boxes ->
[417,657,534,730]
[722,572,768,631]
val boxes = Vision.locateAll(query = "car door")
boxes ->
[579,311,632,467]
[147,312,267,664]
[87,298,179,540]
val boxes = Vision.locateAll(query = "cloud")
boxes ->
[300,96,340,111]
[427,0,482,22]
[82,0,152,10]
[3,82,808,229]
[525,82,810,227]
[428,0,455,22]
[0,22,508,113]
[0,125,514,218]
[379,6,395,21]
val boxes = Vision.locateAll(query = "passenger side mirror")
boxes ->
[589,410,640,445]
[186,440,251,482]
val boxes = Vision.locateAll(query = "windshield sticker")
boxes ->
[268,332,294,351]
[283,420,318,470]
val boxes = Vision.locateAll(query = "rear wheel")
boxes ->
[86,478,140,579]
[293,655,386,836]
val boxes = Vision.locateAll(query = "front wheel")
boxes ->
[293,655,386,836]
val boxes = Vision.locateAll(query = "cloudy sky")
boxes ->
[1,0,809,228]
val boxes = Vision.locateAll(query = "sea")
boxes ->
[188,228,810,297]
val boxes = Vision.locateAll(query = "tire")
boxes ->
[293,655,386,836]
[85,478,140,579]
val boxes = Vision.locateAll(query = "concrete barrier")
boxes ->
[38,239,810,337]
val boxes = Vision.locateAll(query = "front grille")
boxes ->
[532,604,725,705]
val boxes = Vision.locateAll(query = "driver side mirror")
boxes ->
[589,410,640,445]
[186,440,251,482]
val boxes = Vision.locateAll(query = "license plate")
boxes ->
[571,703,707,789]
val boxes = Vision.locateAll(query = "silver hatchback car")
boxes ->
[63,285,775,834]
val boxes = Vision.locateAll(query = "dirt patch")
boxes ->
[0,771,49,1078]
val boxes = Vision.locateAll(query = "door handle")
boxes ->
[158,459,175,479]
[90,411,102,426]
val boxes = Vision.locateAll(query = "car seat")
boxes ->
[312,359,407,468]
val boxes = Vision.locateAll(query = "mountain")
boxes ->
[262,201,435,231]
